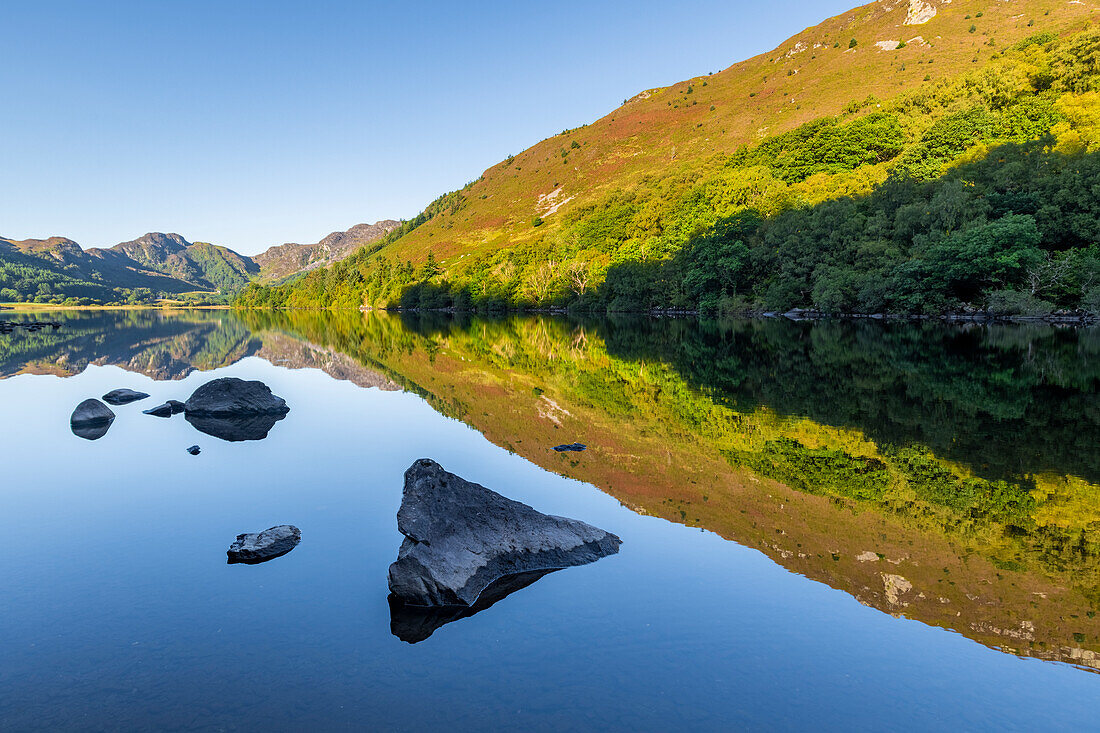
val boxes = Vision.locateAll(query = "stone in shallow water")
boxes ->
[186,445,201,455]
[183,378,289,441]
[144,399,186,417]
[553,443,587,452]
[387,458,621,608]
[71,399,116,441]
[184,377,289,416]
[227,525,301,564]
[102,388,150,405]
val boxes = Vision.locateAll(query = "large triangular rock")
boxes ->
[387,459,621,607]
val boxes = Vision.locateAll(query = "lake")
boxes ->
[1,309,1098,731]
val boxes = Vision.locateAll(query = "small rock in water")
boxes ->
[227,525,301,564]
[71,399,116,441]
[186,445,201,455]
[388,459,620,608]
[71,398,115,425]
[102,388,150,405]
[143,402,175,418]
[143,399,186,418]
[553,443,587,452]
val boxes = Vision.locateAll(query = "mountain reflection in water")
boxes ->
[3,308,1099,670]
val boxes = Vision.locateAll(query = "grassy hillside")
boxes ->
[240,0,1100,314]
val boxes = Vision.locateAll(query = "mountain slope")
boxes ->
[373,0,1097,263]
[253,220,400,281]
[102,232,260,293]
[241,0,1100,314]
[0,235,201,303]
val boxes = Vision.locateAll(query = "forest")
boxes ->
[236,29,1100,316]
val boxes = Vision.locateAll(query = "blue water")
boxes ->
[0,312,1098,731]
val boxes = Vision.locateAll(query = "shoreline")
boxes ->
[4,302,1097,325]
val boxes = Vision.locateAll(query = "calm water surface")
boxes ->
[1,310,1098,731]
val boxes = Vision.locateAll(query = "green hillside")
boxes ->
[238,0,1100,315]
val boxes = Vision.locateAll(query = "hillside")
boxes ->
[253,220,400,281]
[240,0,1100,315]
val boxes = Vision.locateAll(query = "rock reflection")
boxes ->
[388,570,557,643]
[71,421,113,441]
[184,412,288,442]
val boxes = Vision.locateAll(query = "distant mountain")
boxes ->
[0,221,397,304]
[253,220,400,281]
[102,232,260,292]
[0,235,200,303]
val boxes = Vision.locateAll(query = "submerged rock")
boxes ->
[184,377,289,416]
[553,443,587,452]
[70,399,116,441]
[186,445,201,455]
[102,388,150,405]
[387,459,621,608]
[227,525,301,564]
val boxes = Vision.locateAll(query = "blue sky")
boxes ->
[1,0,855,254]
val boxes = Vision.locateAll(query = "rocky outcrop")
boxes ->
[102,388,150,405]
[253,220,401,281]
[553,443,587,452]
[387,459,621,607]
[227,525,301,564]
[904,0,936,25]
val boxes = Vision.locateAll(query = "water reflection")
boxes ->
[184,412,288,442]
[389,570,557,643]
[4,308,1100,671]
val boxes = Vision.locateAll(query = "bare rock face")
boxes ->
[387,459,621,608]
[227,525,301,564]
[102,388,150,405]
[905,0,936,25]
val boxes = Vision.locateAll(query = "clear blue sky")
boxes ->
[1,0,855,255]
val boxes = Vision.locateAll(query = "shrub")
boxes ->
[985,289,1053,316]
